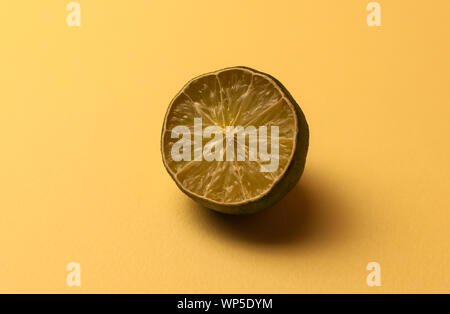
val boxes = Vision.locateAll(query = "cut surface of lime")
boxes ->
[161,67,309,214]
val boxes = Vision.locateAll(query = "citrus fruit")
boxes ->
[161,67,309,214]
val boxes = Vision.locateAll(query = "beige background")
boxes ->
[0,0,449,293]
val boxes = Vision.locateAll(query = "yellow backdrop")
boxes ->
[1,0,449,293]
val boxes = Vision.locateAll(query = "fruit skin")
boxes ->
[161,66,309,215]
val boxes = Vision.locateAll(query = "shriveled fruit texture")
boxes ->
[161,67,309,214]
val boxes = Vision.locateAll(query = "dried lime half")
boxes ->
[161,67,309,214]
